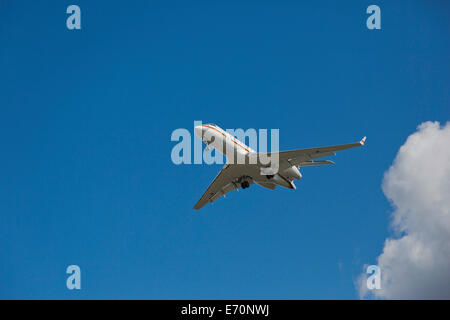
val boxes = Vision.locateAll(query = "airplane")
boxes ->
[193,123,366,209]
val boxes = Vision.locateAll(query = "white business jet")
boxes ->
[194,124,366,209]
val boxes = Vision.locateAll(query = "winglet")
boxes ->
[360,136,367,146]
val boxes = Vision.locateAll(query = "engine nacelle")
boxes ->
[283,166,302,180]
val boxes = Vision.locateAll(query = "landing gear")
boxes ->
[241,181,250,189]
[204,136,215,151]
[266,175,274,179]
[237,176,252,189]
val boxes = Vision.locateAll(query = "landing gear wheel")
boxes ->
[241,181,250,189]
[204,136,215,151]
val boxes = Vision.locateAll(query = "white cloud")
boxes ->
[359,121,450,299]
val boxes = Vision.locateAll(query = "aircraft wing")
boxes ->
[194,164,249,210]
[258,137,366,171]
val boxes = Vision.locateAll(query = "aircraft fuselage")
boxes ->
[194,124,300,190]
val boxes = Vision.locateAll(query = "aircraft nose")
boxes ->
[194,125,203,138]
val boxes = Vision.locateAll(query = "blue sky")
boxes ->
[0,1,448,299]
